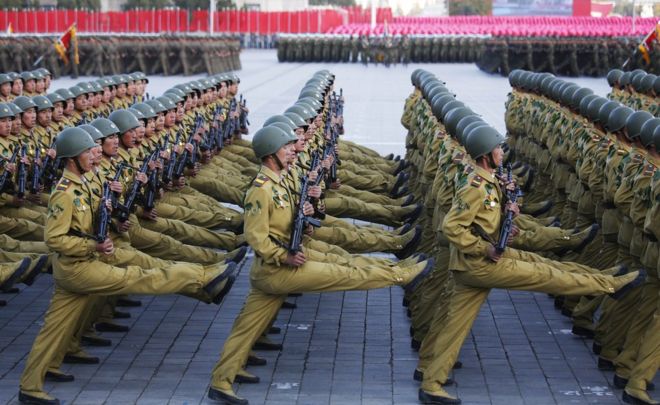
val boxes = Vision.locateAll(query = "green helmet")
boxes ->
[129,107,146,121]
[560,84,579,106]
[79,124,104,142]
[69,85,86,98]
[423,81,444,99]
[630,71,646,90]
[586,97,609,122]
[654,125,660,152]
[12,96,37,112]
[654,76,660,94]
[639,117,660,147]
[440,100,465,121]
[570,88,593,110]
[411,69,425,86]
[427,85,449,102]
[145,99,167,114]
[606,106,634,133]
[0,74,11,85]
[90,81,103,93]
[56,127,96,158]
[20,71,36,82]
[444,107,475,137]
[36,67,51,78]
[7,102,22,116]
[286,105,315,121]
[32,95,53,112]
[597,101,621,125]
[112,75,128,85]
[579,94,599,117]
[299,89,323,101]
[90,117,120,138]
[252,126,294,159]
[456,116,485,145]
[31,70,44,80]
[174,83,194,96]
[109,109,140,134]
[46,92,66,106]
[0,103,15,119]
[465,125,506,160]
[607,69,624,87]
[165,87,186,99]
[283,112,307,129]
[624,110,653,139]
[162,92,183,105]
[156,96,176,111]
[267,122,297,141]
[619,72,633,87]
[508,69,523,87]
[55,88,75,100]
[263,115,296,129]
[635,74,656,93]
[77,82,95,95]
[96,77,113,89]
[131,103,157,120]
[431,94,456,119]
[298,96,322,112]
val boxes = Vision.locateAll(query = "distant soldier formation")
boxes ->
[0,35,242,79]
[277,34,660,77]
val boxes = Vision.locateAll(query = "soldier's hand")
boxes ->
[321,156,333,169]
[46,149,56,159]
[308,185,322,199]
[142,209,158,220]
[330,180,341,189]
[506,225,520,246]
[109,181,123,193]
[117,220,131,233]
[285,251,306,267]
[303,201,314,216]
[20,155,31,165]
[5,163,16,173]
[304,224,314,236]
[148,160,157,171]
[185,143,194,153]
[160,150,170,160]
[27,192,41,204]
[506,202,520,217]
[136,172,148,184]
[308,169,319,183]
[177,177,186,187]
[96,238,115,255]
[486,245,502,262]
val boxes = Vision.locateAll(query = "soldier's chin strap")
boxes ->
[73,156,85,175]
[486,153,498,170]
[272,154,286,171]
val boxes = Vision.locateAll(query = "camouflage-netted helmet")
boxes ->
[597,100,620,125]
[32,95,54,112]
[131,103,157,120]
[570,88,593,110]
[508,69,523,87]
[56,127,96,158]
[560,84,579,106]
[579,94,599,117]
[79,124,105,142]
[0,103,14,119]
[285,111,311,127]
[619,72,633,87]
[55,88,75,100]
[264,114,297,129]
[12,96,37,112]
[0,74,11,85]
[440,100,465,120]
[456,115,485,144]
[636,74,656,93]
[444,107,474,137]
[624,110,654,140]
[431,94,455,119]
[465,125,506,160]
[606,106,634,133]
[90,117,120,138]
[46,92,66,106]
[156,96,176,111]
[607,69,624,87]
[109,109,141,134]
[586,97,608,122]
[286,105,315,121]
[267,122,297,141]
[630,71,647,90]
[252,126,295,159]
[145,99,167,114]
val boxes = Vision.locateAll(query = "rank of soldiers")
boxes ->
[0,35,242,79]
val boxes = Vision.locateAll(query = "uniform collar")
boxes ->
[474,165,497,185]
[62,167,85,185]
[260,166,284,184]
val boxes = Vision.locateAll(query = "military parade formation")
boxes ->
[0,29,659,405]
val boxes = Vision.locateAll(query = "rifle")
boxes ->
[115,152,156,223]
[239,95,249,130]
[41,139,58,190]
[96,166,123,243]
[0,149,19,193]
[29,146,41,194]
[222,98,237,143]
[186,113,204,167]
[15,145,28,198]
[288,174,321,254]
[143,138,168,210]
[495,165,522,253]
[174,130,195,180]
[163,130,180,184]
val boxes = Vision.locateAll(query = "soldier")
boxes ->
[17,127,238,405]
[207,125,434,404]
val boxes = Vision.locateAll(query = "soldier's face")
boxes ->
[127,82,136,96]
[164,110,176,127]
[155,113,165,130]
[117,84,127,97]
[120,130,136,149]
[75,95,87,111]
[219,85,227,98]
[35,79,45,93]
[22,108,36,129]
[102,88,111,103]
[37,109,51,127]
[24,79,35,93]
[44,76,51,89]
[490,145,504,167]
[294,134,305,152]
[0,117,11,136]
[11,115,21,134]
[101,134,118,157]
[65,99,74,115]
[52,103,64,121]
[111,86,117,98]
[0,82,10,96]
[12,79,22,95]
[91,142,102,165]
[176,104,184,121]
[145,118,156,136]
[135,122,145,142]
[229,83,237,95]
[184,97,192,111]
[75,148,94,173]
[137,82,145,95]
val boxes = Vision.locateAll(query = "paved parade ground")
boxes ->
[0,50,655,404]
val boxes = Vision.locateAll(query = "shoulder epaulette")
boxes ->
[643,164,656,177]
[55,178,71,191]
[453,152,465,164]
[470,175,483,188]
[253,175,269,188]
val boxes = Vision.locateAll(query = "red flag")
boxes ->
[54,23,77,65]
[637,20,660,65]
